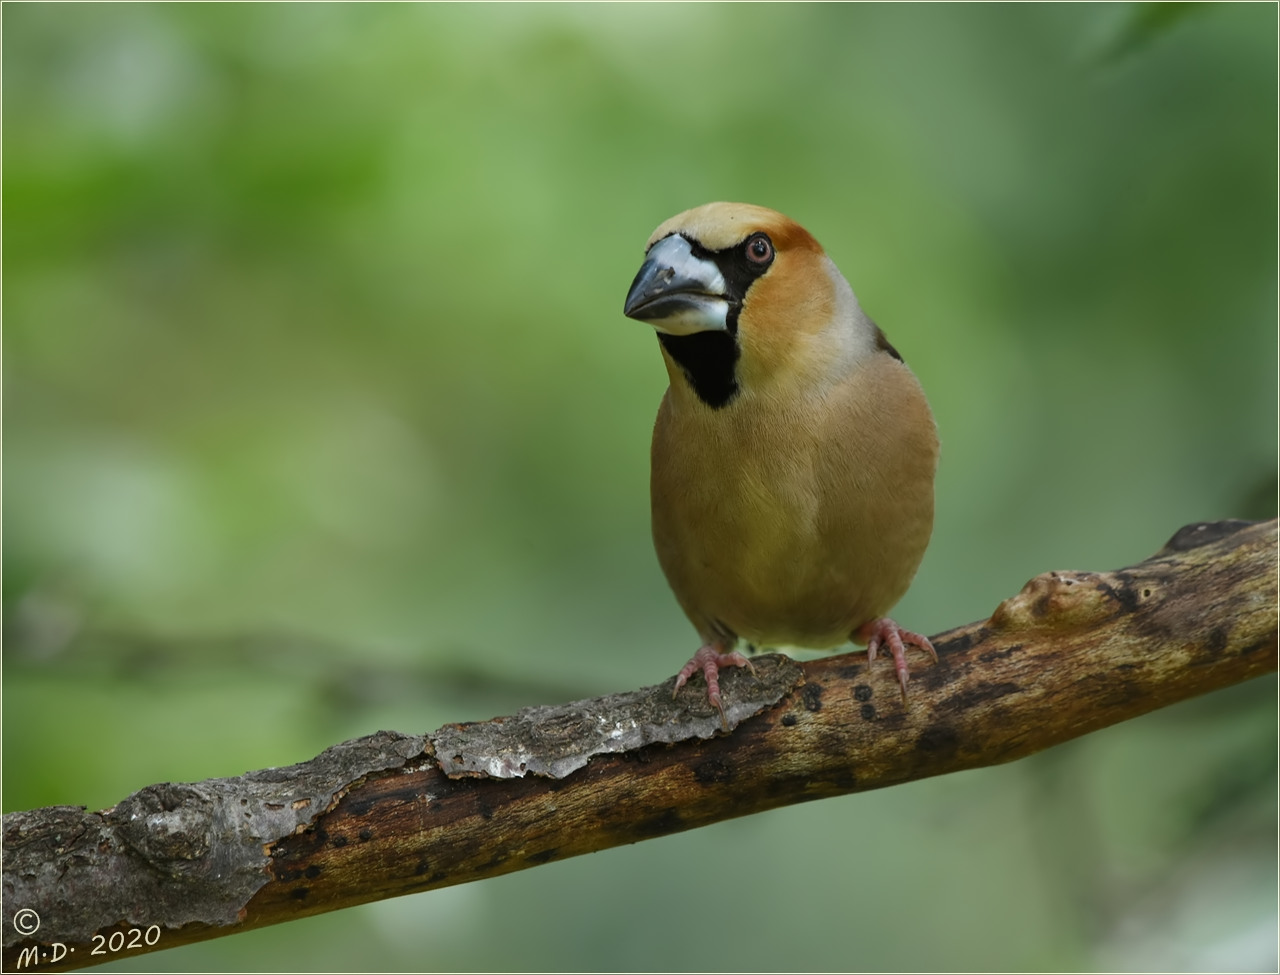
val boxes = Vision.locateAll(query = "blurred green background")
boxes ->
[5,3,1276,972]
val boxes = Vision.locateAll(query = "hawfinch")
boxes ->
[622,202,939,725]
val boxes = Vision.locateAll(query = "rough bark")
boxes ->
[4,519,1276,972]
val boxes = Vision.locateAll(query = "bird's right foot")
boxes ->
[672,644,756,729]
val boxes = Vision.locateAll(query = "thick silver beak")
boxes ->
[622,234,729,336]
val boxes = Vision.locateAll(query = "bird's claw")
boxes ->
[858,617,936,699]
[672,645,756,729]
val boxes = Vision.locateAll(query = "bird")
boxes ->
[621,202,939,727]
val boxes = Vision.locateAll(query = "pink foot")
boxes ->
[855,618,938,700]
[673,644,757,729]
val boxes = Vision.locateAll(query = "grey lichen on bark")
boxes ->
[4,732,425,944]
[431,653,804,779]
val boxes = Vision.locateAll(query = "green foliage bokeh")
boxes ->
[4,4,1276,972]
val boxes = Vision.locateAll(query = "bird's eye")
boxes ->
[745,235,774,265]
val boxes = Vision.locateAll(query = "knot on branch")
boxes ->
[112,785,213,875]
[988,570,1114,632]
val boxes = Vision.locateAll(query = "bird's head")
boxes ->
[623,202,888,409]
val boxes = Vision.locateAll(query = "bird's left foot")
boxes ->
[673,644,757,730]
[855,617,937,700]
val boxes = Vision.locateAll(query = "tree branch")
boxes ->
[4,519,1276,971]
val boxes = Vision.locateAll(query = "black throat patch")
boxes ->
[658,330,740,409]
